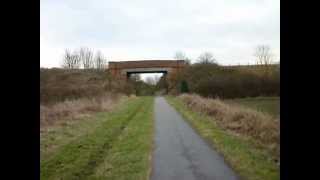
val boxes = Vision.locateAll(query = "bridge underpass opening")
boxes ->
[108,60,186,94]
[128,72,166,84]
[127,72,169,95]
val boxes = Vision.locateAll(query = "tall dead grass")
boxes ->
[178,94,279,159]
[40,93,125,129]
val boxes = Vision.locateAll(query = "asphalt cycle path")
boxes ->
[151,97,238,180]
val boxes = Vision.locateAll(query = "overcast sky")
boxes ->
[41,0,280,69]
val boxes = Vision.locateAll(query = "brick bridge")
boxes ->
[108,60,186,80]
[108,60,186,93]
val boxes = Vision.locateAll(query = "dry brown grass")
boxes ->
[178,94,279,159]
[40,93,125,129]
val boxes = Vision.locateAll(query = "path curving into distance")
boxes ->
[151,97,239,180]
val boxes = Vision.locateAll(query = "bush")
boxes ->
[180,80,189,93]
[177,64,279,98]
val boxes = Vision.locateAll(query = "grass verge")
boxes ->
[226,97,280,118]
[41,96,154,180]
[166,96,279,180]
[40,95,129,160]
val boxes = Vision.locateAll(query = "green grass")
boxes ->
[40,96,154,180]
[226,97,280,118]
[166,96,279,180]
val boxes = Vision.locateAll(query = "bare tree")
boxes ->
[94,50,106,70]
[254,45,276,78]
[61,49,72,69]
[79,47,94,69]
[61,49,80,69]
[71,50,81,68]
[254,45,274,66]
[174,51,191,65]
[198,52,217,64]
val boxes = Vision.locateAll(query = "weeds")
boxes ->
[178,94,279,160]
[40,93,124,129]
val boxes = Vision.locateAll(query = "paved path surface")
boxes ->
[151,97,238,180]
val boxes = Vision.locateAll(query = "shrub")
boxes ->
[177,64,279,98]
[180,80,189,93]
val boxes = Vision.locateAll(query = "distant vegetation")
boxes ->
[47,45,279,100]
[40,68,111,104]
[40,68,159,105]
[173,63,280,98]
[167,46,279,98]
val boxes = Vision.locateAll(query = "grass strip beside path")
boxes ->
[166,96,279,180]
[226,97,280,118]
[40,96,129,161]
[41,96,154,180]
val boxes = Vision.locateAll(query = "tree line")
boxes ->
[61,47,107,70]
